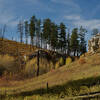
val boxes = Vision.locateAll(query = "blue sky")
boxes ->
[0,0,100,40]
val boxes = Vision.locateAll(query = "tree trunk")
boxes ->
[37,50,39,76]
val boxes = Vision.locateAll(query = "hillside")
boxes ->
[0,38,38,56]
[1,38,100,100]
[0,50,100,100]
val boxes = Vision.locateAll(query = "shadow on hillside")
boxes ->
[17,76,100,97]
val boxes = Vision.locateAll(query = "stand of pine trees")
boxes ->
[17,15,87,56]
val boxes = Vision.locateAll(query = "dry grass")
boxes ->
[0,51,100,96]
[1,41,100,98]
[0,55,18,74]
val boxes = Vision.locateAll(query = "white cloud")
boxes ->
[64,15,100,30]
[51,0,80,10]
[64,15,81,20]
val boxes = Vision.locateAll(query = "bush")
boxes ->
[24,57,54,77]
[66,57,72,66]
[79,86,89,94]
[24,58,37,77]
[55,62,60,69]
[59,57,64,66]
[55,57,64,69]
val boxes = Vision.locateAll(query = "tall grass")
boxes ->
[0,55,19,75]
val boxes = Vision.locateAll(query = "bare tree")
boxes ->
[17,20,24,43]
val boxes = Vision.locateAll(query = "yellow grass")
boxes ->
[0,54,17,73]
[0,52,100,96]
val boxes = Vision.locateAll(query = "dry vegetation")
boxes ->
[0,51,100,97]
[1,39,100,100]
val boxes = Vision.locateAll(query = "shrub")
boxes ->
[66,57,72,66]
[24,58,37,77]
[79,58,86,64]
[79,86,89,94]
[59,57,64,66]
[55,62,60,69]
[24,57,54,77]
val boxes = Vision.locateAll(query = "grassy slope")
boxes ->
[0,52,100,96]
[0,38,38,56]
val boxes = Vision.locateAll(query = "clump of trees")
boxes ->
[17,15,88,56]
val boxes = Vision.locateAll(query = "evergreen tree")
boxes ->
[17,20,24,43]
[29,16,36,46]
[24,21,29,44]
[66,29,70,55]
[70,28,79,56]
[50,22,58,50]
[42,18,51,48]
[36,19,41,47]
[59,22,66,52]
[79,26,87,55]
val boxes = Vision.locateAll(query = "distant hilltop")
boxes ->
[88,33,100,53]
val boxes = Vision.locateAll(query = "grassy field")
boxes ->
[0,51,100,99]
[1,39,100,99]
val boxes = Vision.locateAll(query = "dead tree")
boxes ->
[37,50,40,76]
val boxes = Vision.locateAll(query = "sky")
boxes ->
[0,0,100,40]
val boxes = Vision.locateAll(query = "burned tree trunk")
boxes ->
[37,50,40,76]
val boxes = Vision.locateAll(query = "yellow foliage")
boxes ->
[80,86,89,94]
[55,62,60,69]
[55,57,64,69]
[66,57,72,65]
[0,54,17,73]
[25,58,37,76]
[59,57,64,66]
[24,57,54,76]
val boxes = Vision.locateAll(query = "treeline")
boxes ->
[17,15,87,56]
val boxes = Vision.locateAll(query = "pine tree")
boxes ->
[70,28,79,56]
[50,22,58,50]
[42,18,51,49]
[79,26,87,55]
[29,16,36,46]
[59,22,66,52]
[24,21,29,44]
[36,19,41,47]
[66,29,70,55]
